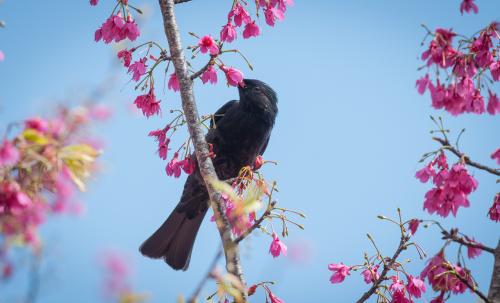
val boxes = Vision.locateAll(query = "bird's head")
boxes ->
[237,79,278,110]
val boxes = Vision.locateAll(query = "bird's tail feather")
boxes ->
[139,207,207,271]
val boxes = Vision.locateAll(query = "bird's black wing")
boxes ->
[210,100,238,129]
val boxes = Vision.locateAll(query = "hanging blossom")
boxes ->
[167,73,180,92]
[417,23,500,115]
[420,250,474,296]
[488,193,500,222]
[328,263,352,284]
[416,152,478,217]
[361,265,380,284]
[133,88,161,118]
[200,66,218,85]
[460,0,478,14]
[94,12,140,44]
[408,219,420,235]
[491,148,500,165]
[269,232,287,257]
[219,0,293,43]
[128,57,147,82]
[221,65,244,87]
[465,237,483,259]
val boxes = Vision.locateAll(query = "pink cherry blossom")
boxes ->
[0,140,20,167]
[230,3,251,27]
[25,117,49,133]
[490,61,500,81]
[181,156,196,175]
[268,291,284,303]
[487,90,500,115]
[198,35,219,55]
[264,6,284,27]
[391,290,411,303]
[168,73,180,92]
[415,74,430,95]
[361,265,380,284]
[406,275,426,298]
[148,126,170,144]
[460,0,478,14]
[95,14,125,44]
[123,15,140,41]
[389,276,405,293]
[269,232,287,257]
[133,88,161,118]
[415,165,435,183]
[243,21,260,39]
[166,152,182,178]
[0,181,32,215]
[200,66,218,85]
[408,219,419,235]
[420,154,477,218]
[221,66,244,87]
[220,23,237,43]
[465,237,482,259]
[117,49,133,67]
[328,263,351,284]
[158,140,170,160]
[421,250,473,294]
[90,0,98,5]
[488,193,500,222]
[491,148,500,165]
[421,28,457,68]
[128,57,147,82]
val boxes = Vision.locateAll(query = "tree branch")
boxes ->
[440,228,495,254]
[488,240,500,302]
[157,0,246,301]
[356,235,407,303]
[235,200,276,244]
[433,137,500,177]
[174,0,192,4]
[452,271,491,303]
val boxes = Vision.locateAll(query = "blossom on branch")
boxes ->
[328,263,351,284]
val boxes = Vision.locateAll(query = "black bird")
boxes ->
[139,79,278,270]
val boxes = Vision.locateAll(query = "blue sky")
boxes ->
[0,0,499,302]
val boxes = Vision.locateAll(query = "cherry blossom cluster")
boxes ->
[328,212,427,303]
[0,105,106,253]
[99,250,147,303]
[417,223,489,303]
[416,22,500,115]
[416,151,478,218]
[92,0,140,44]
[211,158,302,259]
[148,115,196,179]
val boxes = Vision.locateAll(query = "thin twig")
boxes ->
[440,228,495,254]
[452,271,491,303]
[188,248,223,303]
[190,61,211,81]
[235,201,276,244]
[356,235,408,303]
[433,137,500,177]
[174,0,192,4]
